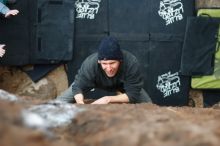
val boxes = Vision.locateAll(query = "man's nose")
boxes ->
[106,65,111,71]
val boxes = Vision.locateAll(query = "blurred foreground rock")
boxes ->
[69,104,220,146]
[0,90,220,146]
[0,90,77,146]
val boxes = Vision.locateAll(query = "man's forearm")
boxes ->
[109,93,130,103]
[74,93,84,104]
[91,93,129,104]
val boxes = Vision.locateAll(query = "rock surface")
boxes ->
[0,96,220,146]
[0,65,68,100]
[196,0,220,9]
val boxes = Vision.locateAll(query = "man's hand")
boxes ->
[5,9,19,18]
[91,94,129,104]
[91,96,111,104]
[74,93,85,104]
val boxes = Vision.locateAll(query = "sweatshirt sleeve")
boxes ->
[123,57,144,103]
[72,54,97,97]
[0,2,10,15]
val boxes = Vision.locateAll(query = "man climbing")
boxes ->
[57,36,152,104]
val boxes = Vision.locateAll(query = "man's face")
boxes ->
[98,60,120,77]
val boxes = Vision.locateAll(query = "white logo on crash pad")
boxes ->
[158,0,184,25]
[156,71,181,97]
[75,0,101,19]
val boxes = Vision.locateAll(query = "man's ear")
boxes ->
[98,60,101,64]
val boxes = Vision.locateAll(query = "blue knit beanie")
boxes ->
[98,36,123,61]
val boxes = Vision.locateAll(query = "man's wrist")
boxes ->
[109,94,129,103]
